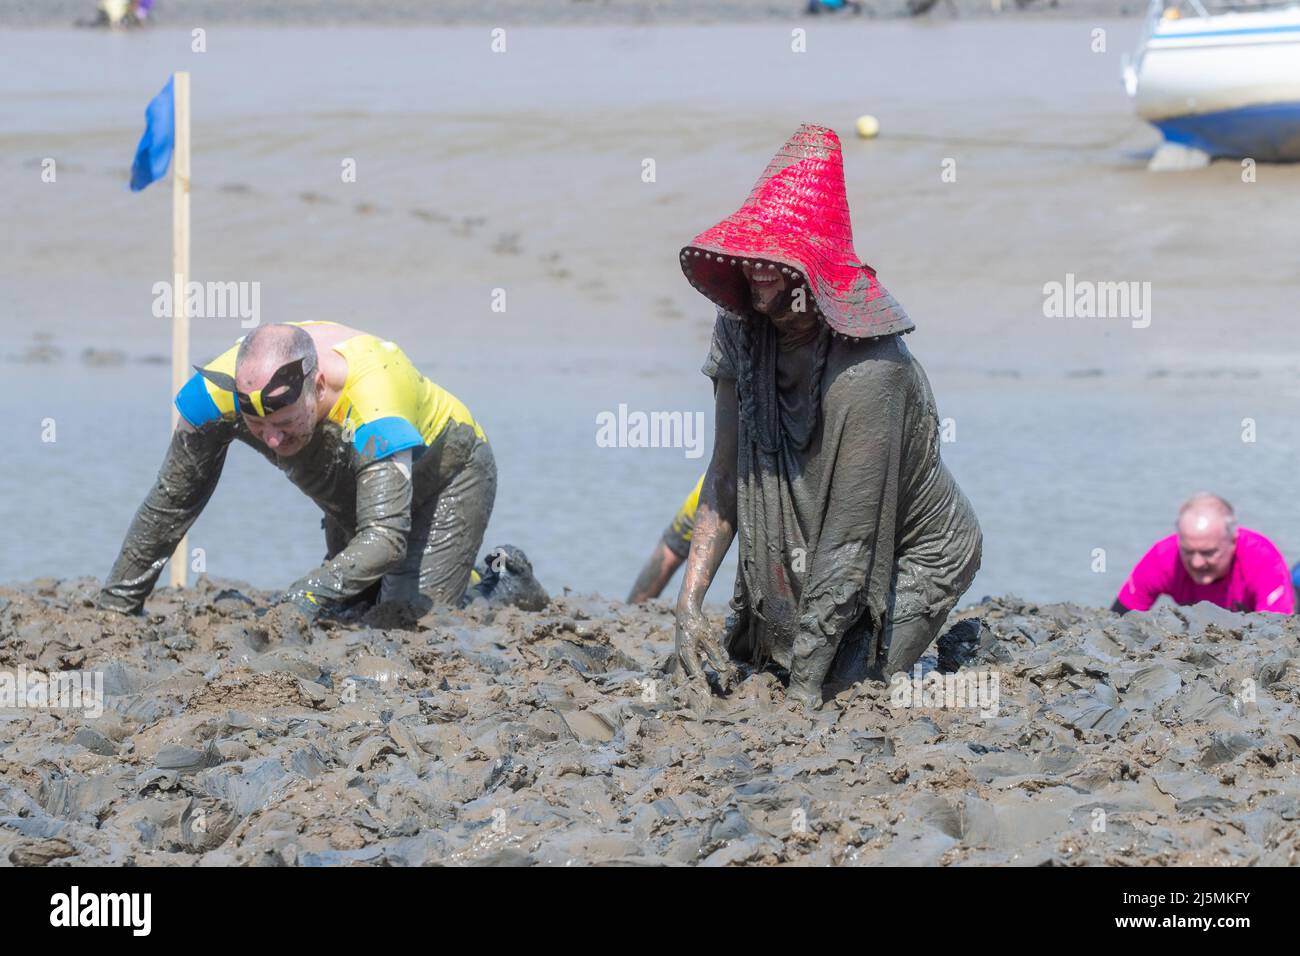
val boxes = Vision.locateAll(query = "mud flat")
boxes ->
[2,577,1299,866]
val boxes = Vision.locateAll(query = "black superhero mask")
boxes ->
[195,357,312,418]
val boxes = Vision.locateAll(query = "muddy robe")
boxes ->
[705,311,982,683]
[99,417,495,614]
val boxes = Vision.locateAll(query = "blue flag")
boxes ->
[130,75,175,192]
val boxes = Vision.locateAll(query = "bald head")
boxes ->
[235,323,318,394]
[1176,493,1237,538]
[1176,493,1238,585]
[233,324,324,458]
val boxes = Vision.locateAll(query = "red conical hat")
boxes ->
[680,124,911,339]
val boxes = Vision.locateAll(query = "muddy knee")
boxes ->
[879,614,943,678]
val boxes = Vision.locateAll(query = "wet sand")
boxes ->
[8,22,1300,606]
[4,577,1299,866]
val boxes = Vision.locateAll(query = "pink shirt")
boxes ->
[1117,528,1294,614]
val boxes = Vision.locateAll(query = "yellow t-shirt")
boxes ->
[670,475,704,541]
[662,474,704,558]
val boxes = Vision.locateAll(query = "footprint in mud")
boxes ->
[449,215,487,237]
[1173,367,1260,380]
[578,278,615,302]
[411,207,449,223]
[540,251,570,280]
[491,232,522,255]
[300,191,336,205]
[16,333,62,364]
[81,348,126,367]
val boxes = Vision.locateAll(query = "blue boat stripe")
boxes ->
[1155,23,1300,40]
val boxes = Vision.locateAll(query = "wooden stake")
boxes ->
[168,71,191,590]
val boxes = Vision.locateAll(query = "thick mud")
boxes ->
[2,578,1299,865]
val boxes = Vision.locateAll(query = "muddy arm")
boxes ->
[99,421,232,614]
[673,381,740,690]
[627,540,685,604]
[283,452,412,611]
[676,381,738,614]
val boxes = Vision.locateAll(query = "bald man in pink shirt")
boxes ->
[1112,493,1294,615]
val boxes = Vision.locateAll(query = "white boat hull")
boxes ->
[1128,4,1300,160]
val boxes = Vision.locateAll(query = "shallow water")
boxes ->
[4,21,1300,607]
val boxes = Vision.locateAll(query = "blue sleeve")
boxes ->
[353,416,424,462]
[175,373,223,428]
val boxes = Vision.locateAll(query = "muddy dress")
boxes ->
[704,311,982,683]
[678,123,982,686]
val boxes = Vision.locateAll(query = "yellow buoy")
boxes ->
[855,115,880,139]
[100,0,131,24]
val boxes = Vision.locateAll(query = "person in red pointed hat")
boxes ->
[672,124,983,710]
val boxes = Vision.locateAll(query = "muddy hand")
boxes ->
[278,585,322,621]
[95,588,143,616]
[674,606,737,694]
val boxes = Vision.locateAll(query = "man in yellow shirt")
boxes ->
[98,321,496,617]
